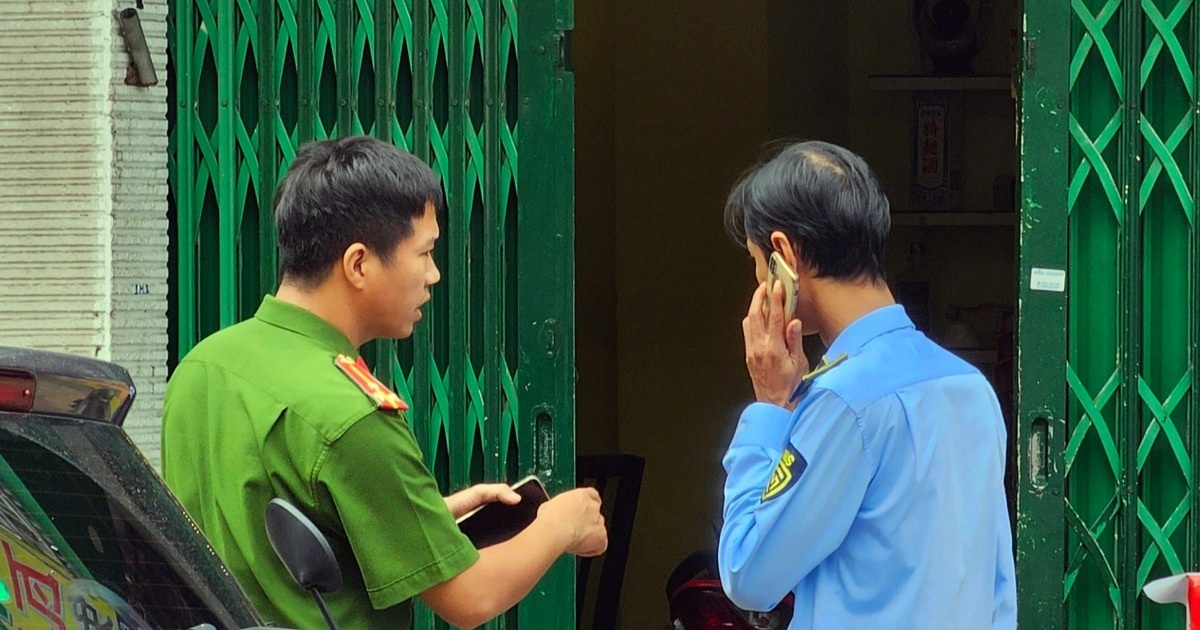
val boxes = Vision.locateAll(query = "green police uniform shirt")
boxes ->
[162,296,479,629]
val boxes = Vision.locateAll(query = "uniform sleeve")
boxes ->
[718,390,873,611]
[992,515,1017,628]
[992,426,1017,628]
[315,410,479,610]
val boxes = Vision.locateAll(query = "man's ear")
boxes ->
[341,243,369,289]
[769,231,805,276]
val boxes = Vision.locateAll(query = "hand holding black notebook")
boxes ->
[455,476,550,549]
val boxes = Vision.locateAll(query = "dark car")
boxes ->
[0,345,266,629]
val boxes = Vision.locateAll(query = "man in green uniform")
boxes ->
[161,136,607,629]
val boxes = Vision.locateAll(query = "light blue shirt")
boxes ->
[718,305,1016,629]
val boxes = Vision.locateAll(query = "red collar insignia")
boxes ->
[334,355,408,412]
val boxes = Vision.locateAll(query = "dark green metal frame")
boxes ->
[1016,1,1070,627]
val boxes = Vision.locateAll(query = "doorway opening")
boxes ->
[573,1,1020,626]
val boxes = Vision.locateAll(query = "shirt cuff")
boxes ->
[730,402,793,449]
[366,540,480,610]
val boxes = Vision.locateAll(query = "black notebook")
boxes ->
[455,476,550,549]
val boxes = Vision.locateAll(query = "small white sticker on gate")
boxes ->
[1030,268,1066,292]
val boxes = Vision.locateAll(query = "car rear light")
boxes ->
[0,370,35,413]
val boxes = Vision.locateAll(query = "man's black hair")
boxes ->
[274,135,444,286]
[724,140,891,282]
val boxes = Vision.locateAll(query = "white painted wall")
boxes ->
[108,0,169,467]
[0,0,115,358]
[0,0,170,467]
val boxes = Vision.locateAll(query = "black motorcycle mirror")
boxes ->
[264,498,342,630]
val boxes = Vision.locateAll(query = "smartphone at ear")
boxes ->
[763,252,799,321]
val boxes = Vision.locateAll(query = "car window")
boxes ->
[0,414,260,629]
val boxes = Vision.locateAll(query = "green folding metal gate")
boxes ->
[166,0,576,627]
[1018,0,1199,627]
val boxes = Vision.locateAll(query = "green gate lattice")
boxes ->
[167,1,576,628]
[1064,0,1198,627]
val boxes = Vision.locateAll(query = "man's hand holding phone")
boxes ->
[538,488,608,557]
[445,483,523,520]
[743,277,808,410]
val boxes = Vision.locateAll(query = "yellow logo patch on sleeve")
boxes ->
[762,445,807,501]
[335,355,408,412]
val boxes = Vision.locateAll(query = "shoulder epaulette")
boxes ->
[335,354,408,412]
[788,352,849,405]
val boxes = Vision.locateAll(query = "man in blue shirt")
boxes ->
[718,141,1016,629]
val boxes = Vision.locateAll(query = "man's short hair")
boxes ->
[724,141,891,282]
[273,135,444,286]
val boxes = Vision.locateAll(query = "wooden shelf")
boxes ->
[891,212,1015,227]
[867,74,1011,91]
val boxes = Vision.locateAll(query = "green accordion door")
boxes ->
[167,0,577,627]
[1018,0,1200,627]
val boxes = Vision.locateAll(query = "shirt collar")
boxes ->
[824,304,915,360]
[254,295,358,357]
